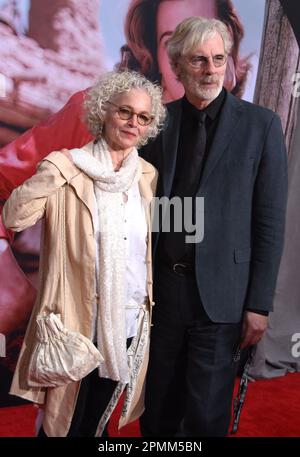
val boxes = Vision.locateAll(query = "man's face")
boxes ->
[174,33,227,104]
[156,0,218,102]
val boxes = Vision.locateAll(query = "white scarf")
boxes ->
[70,138,141,383]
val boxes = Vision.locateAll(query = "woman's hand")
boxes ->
[60,148,73,163]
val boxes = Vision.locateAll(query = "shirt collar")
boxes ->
[183,87,226,122]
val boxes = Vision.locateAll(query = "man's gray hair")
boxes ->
[167,16,233,69]
[85,70,166,146]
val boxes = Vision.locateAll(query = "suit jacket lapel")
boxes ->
[161,98,183,197]
[198,91,244,193]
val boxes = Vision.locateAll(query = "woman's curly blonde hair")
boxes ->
[84,70,166,147]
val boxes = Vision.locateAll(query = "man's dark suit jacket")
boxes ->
[140,90,288,323]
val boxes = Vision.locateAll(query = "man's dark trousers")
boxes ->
[140,261,242,437]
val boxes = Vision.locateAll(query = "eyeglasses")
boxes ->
[106,101,154,126]
[187,54,227,69]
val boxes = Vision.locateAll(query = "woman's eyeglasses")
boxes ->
[106,101,154,126]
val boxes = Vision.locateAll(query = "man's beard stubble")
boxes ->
[180,71,224,102]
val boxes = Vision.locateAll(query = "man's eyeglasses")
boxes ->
[187,54,227,69]
[106,101,154,126]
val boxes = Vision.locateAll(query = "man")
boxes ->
[139,17,288,436]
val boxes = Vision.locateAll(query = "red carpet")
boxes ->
[0,373,299,437]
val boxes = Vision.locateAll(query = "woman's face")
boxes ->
[103,89,152,154]
[156,0,218,102]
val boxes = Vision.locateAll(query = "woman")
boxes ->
[2,70,166,437]
[118,0,251,101]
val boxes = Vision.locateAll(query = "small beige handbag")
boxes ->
[27,313,103,387]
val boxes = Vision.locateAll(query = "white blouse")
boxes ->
[92,180,148,341]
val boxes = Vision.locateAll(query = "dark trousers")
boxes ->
[140,264,242,437]
[38,369,116,437]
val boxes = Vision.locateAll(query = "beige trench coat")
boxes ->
[3,142,157,436]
